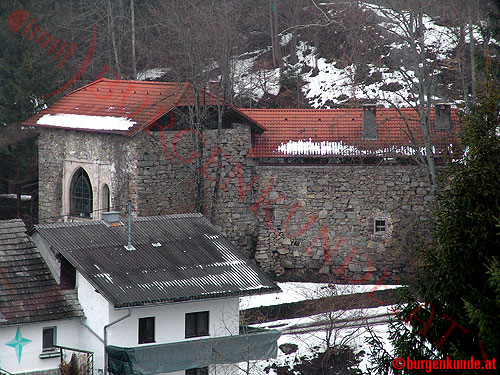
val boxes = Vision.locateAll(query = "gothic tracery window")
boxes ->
[70,168,93,218]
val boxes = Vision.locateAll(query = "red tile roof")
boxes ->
[240,107,460,158]
[22,79,265,135]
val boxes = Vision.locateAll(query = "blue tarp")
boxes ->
[107,329,281,375]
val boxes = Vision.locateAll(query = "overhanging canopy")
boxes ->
[107,329,281,375]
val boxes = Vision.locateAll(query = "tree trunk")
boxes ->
[269,0,277,67]
[290,30,298,64]
[417,10,437,193]
[272,0,282,67]
[210,86,224,222]
[130,0,137,79]
[107,0,121,77]
[468,2,476,101]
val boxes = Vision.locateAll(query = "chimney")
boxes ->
[362,104,377,140]
[102,211,121,226]
[434,103,451,130]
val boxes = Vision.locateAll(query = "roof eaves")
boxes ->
[230,106,267,133]
[113,285,282,309]
[33,124,131,136]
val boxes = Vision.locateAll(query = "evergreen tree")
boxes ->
[0,1,59,224]
[0,1,60,126]
[367,79,500,373]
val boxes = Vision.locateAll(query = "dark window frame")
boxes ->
[138,317,155,344]
[185,367,208,375]
[70,168,93,218]
[374,218,387,234]
[42,326,56,352]
[60,256,76,289]
[102,184,110,212]
[185,311,209,338]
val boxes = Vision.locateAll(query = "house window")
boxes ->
[70,168,93,218]
[138,317,155,344]
[185,311,209,338]
[102,184,110,212]
[374,218,387,234]
[42,327,56,351]
[186,367,208,375]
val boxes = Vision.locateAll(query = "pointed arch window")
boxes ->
[70,168,93,218]
[102,184,110,212]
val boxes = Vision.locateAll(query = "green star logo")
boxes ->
[6,327,32,364]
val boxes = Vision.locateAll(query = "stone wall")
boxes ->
[251,165,431,282]
[135,131,197,215]
[38,124,432,282]
[38,129,137,222]
[201,125,260,254]
[130,123,432,282]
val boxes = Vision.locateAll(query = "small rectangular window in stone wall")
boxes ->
[374,218,387,235]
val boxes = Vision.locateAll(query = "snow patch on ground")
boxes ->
[36,113,136,131]
[250,305,396,374]
[277,139,359,156]
[240,282,400,309]
[136,68,168,81]
[231,1,498,109]
[232,53,281,101]
[297,39,421,108]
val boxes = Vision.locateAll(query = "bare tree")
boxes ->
[364,0,454,192]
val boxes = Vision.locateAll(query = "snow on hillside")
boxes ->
[232,51,281,101]
[231,1,497,109]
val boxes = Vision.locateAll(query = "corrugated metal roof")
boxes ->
[34,214,279,308]
[21,79,266,135]
[241,107,460,157]
[0,220,83,326]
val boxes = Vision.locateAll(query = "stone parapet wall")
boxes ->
[251,165,431,282]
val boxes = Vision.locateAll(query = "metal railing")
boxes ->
[54,345,94,375]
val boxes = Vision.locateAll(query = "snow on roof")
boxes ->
[275,139,440,157]
[277,139,359,156]
[0,194,32,201]
[36,113,137,131]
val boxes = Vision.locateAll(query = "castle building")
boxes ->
[22,79,460,282]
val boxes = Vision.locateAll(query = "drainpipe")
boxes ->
[79,317,105,344]
[104,309,131,375]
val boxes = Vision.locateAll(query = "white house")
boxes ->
[0,219,84,375]
[0,215,281,375]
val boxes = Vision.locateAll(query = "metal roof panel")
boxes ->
[34,214,279,308]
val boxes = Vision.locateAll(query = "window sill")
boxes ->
[185,334,210,340]
[39,350,60,359]
[67,216,93,222]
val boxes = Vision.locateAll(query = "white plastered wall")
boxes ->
[0,319,81,374]
[107,297,240,347]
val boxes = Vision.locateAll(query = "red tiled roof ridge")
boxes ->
[66,78,188,97]
[239,107,426,113]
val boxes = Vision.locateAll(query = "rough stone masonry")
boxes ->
[38,121,432,283]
